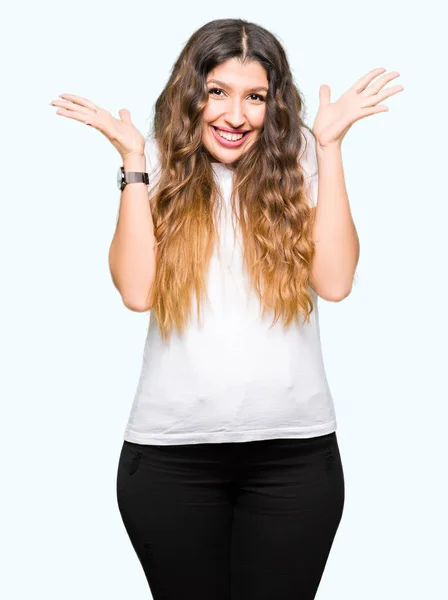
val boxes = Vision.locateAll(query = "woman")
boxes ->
[50,18,403,600]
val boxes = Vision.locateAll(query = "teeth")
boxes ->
[216,128,244,141]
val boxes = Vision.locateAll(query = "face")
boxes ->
[202,58,268,165]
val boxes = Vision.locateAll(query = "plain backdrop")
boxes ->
[1,1,447,598]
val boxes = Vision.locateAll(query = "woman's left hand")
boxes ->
[312,67,404,150]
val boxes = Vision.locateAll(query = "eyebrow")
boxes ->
[206,78,268,93]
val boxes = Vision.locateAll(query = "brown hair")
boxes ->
[146,18,317,343]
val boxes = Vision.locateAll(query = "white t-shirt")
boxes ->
[123,128,337,445]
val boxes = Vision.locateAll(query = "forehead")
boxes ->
[207,58,268,89]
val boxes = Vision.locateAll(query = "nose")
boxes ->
[225,99,247,130]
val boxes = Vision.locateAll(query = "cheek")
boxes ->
[253,106,266,129]
[202,103,218,123]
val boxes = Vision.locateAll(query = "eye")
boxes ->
[208,87,224,97]
[207,88,266,102]
[249,93,266,102]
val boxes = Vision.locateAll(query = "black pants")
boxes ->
[116,431,345,599]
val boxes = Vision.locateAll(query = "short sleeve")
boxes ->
[298,127,318,208]
[144,135,161,188]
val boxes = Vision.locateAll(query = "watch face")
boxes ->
[117,166,123,190]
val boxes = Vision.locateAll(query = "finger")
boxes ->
[351,68,387,94]
[363,72,401,97]
[55,107,98,128]
[51,99,92,116]
[358,105,389,120]
[58,93,99,113]
[361,85,404,107]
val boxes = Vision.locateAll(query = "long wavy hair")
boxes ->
[146,18,317,343]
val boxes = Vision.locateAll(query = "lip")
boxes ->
[210,125,251,148]
[213,125,250,133]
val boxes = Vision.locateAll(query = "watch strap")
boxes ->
[119,167,149,191]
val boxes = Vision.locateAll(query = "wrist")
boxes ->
[122,154,147,172]
[315,141,342,157]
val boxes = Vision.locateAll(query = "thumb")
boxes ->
[319,85,331,106]
[118,108,132,123]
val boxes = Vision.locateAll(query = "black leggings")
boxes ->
[116,431,345,600]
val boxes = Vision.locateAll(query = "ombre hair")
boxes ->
[146,18,317,343]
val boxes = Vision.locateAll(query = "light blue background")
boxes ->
[1,0,446,598]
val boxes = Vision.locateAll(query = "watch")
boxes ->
[117,166,149,191]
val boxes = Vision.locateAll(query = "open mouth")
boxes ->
[210,125,251,147]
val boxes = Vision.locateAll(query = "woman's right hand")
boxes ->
[50,93,145,160]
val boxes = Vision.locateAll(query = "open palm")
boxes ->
[312,68,404,149]
[50,93,145,159]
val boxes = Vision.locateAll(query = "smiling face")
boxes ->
[202,58,268,165]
